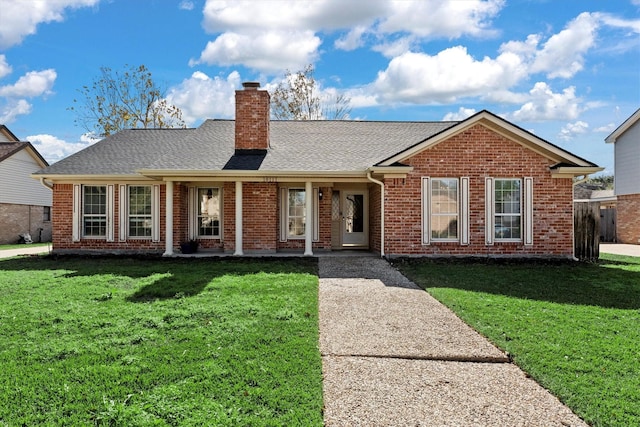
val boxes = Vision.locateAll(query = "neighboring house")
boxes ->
[605,108,640,244]
[0,125,52,244]
[34,83,602,258]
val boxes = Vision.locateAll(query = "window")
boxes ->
[494,179,521,240]
[82,185,107,237]
[430,178,459,241]
[43,206,51,222]
[288,189,306,238]
[197,187,220,237]
[423,177,469,245]
[128,186,152,237]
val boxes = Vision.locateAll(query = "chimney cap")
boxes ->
[242,82,261,90]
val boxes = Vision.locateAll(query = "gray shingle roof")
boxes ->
[36,120,456,176]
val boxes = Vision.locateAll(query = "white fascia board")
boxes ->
[605,108,640,143]
[137,169,370,183]
[550,166,604,178]
[31,174,156,183]
[367,165,413,178]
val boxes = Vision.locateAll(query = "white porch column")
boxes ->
[234,181,243,256]
[304,180,313,256]
[163,180,174,256]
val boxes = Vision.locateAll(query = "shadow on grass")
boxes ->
[0,255,318,302]
[395,256,640,310]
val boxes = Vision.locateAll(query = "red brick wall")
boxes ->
[616,194,640,244]
[52,183,73,247]
[369,183,382,253]
[52,183,167,253]
[383,124,575,257]
[243,182,278,251]
[235,86,270,151]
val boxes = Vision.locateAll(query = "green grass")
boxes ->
[397,254,640,427]
[0,256,323,426]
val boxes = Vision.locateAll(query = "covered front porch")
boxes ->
[155,175,381,258]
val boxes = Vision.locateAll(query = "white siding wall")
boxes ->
[0,133,12,143]
[0,149,52,205]
[615,119,640,196]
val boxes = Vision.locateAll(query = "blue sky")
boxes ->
[0,0,638,175]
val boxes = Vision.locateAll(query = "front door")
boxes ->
[341,190,368,247]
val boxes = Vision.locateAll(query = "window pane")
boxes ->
[430,179,458,240]
[82,186,107,237]
[494,179,522,240]
[128,186,152,237]
[197,188,220,237]
[288,189,306,238]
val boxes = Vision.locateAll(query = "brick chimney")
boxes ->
[235,82,270,152]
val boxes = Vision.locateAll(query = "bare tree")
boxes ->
[270,64,352,120]
[69,64,185,137]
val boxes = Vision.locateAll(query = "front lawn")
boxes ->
[0,256,323,426]
[397,254,640,427]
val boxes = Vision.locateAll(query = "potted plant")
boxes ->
[180,239,198,254]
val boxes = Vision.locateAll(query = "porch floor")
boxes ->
[172,249,379,258]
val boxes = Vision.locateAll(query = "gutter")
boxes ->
[366,171,385,258]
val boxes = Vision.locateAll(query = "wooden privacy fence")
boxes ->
[574,202,600,261]
[600,207,616,243]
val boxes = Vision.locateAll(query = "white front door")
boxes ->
[342,190,368,247]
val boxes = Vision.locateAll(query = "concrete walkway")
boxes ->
[0,244,52,259]
[319,257,587,426]
[600,243,640,257]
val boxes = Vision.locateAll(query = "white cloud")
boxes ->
[372,36,416,59]
[599,13,640,34]
[378,0,503,39]
[531,12,599,79]
[0,99,31,123]
[334,26,368,51]
[166,70,241,124]
[511,82,581,122]
[373,47,526,104]
[558,120,589,141]
[0,0,99,49]
[0,55,11,79]
[443,108,477,121]
[179,0,194,11]
[0,69,57,97]
[190,30,321,72]
[27,133,99,163]
[195,0,506,73]
[594,123,616,133]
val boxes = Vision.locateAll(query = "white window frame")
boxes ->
[75,184,114,241]
[485,177,533,245]
[188,186,223,240]
[127,185,153,239]
[279,187,319,242]
[119,184,160,242]
[422,177,469,245]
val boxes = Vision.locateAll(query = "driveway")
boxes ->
[319,256,587,426]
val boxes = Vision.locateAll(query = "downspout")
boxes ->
[572,175,589,187]
[366,171,385,258]
[39,177,53,190]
